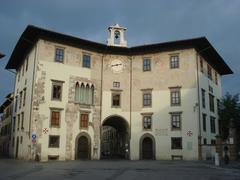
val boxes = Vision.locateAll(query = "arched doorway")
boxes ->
[75,133,91,160]
[140,134,155,160]
[101,115,129,159]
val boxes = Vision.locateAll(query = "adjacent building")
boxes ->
[0,93,14,157]
[5,24,232,161]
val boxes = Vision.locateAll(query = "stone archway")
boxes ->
[75,132,91,160]
[140,133,155,160]
[101,115,130,159]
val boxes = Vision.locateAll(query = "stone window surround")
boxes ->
[79,110,91,129]
[169,53,180,69]
[111,89,122,108]
[51,80,65,101]
[82,52,91,68]
[49,107,64,128]
[169,111,182,131]
[171,137,182,150]
[142,57,151,72]
[48,135,60,148]
[54,46,65,63]
[141,112,153,131]
[141,88,153,108]
[169,86,181,106]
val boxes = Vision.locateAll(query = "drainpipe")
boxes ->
[196,52,202,160]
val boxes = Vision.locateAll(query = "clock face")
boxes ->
[110,59,124,73]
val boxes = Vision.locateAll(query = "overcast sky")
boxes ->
[0,0,239,103]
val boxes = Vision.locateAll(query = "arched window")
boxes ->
[80,83,85,104]
[75,82,80,102]
[85,84,90,104]
[91,85,94,105]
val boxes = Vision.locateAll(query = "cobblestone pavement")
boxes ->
[0,159,239,180]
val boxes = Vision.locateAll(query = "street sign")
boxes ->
[187,130,193,137]
[32,134,37,139]
[43,128,49,134]
[32,139,36,144]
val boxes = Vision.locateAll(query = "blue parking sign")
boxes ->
[32,134,37,139]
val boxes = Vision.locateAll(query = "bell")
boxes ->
[115,34,119,39]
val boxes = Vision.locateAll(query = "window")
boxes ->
[12,137,15,147]
[201,89,205,108]
[50,110,60,127]
[215,71,218,85]
[143,58,151,71]
[20,136,23,144]
[170,112,181,130]
[21,112,24,130]
[217,99,220,114]
[15,96,18,112]
[113,81,120,88]
[209,85,213,93]
[170,88,181,106]
[23,88,26,106]
[202,114,206,132]
[52,81,63,101]
[19,91,22,109]
[80,113,89,128]
[170,55,179,69]
[17,114,20,131]
[112,93,120,107]
[83,54,91,68]
[209,94,215,112]
[143,115,152,130]
[171,137,182,149]
[203,138,207,145]
[75,83,94,105]
[210,116,216,133]
[143,93,152,107]
[25,56,28,72]
[13,117,16,132]
[200,57,203,72]
[211,139,216,145]
[49,135,60,148]
[207,64,212,80]
[55,48,64,62]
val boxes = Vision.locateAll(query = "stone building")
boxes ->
[0,93,14,157]
[5,24,232,161]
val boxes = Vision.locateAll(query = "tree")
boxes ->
[219,93,240,141]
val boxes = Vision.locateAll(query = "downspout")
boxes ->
[196,52,202,160]
[129,55,132,160]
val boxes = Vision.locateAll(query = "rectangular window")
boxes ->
[21,112,24,130]
[171,137,182,149]
[112,93,120,107]
[201,89,205,108]
[17,114,20,131]
[82,54,91,68]
[203,138,207,145]
[170,55,179,69]
[20,136,23,144]
[217,99,220,114]
[13,117,16,132]
[171,112,181,130]
[50,110,60,127]
[170,88,181,106]
[19,91,22,109]
[113,82,120,88]
[207,64,212,80]
[200,57,203,72]
[210,116,216,133]
[143,115,152,130]
[143,93,152,107]
[15,96,18,112]
[143,58,151,71]
[215,71,218,85]
[52,81,63,101]
[211,139,216,145]
[209,94,215,112]
[55,48,64,62]
[25,56,28,72]
[49,135,60,148]
[23,88,26,107]
[202,114,206,132]
[12,137,15,147]
[80,114,89,128]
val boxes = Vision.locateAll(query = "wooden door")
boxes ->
[142,137,153,160]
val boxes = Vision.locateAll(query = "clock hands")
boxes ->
[111,63,122,67]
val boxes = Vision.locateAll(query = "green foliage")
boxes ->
[219,93,240,140]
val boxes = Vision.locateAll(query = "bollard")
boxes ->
[215,153,220,166]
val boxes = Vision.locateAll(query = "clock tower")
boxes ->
[107,24,127,47]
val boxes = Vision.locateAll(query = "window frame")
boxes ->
[141,113,153,130]
[170,54,179,69]
[201,89,206,108]
[80,112,90,129]
[210,116,216,133]
[82,54,91,68]
[54,47,64,63]
[112,92,121,108]
[209,94,215,112]
[171,137,182,149]
[143,58,151,71]
[50,108,62,128]
[169,87,181,106]
[170,112,182,130]
[51,80,63,101]
[49,135,60,148]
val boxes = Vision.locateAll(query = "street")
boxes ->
[0,159,239,180]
